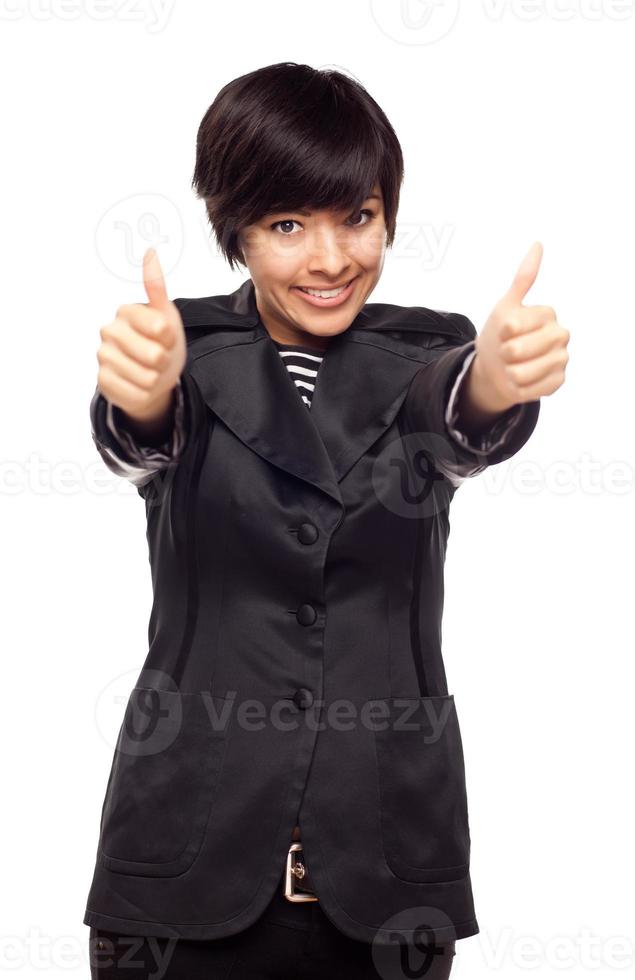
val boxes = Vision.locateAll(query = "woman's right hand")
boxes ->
[95,248,187,431]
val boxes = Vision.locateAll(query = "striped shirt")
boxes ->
[272,341,325,409]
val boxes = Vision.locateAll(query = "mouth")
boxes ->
[292,276,358,308]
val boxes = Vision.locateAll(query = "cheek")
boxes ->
[359,247,385,274]
[241,229,285,267]
[270,238,309,271]
[253,237,308,278]
[353,227,386,269]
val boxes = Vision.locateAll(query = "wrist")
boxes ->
[453,355,513,439]
[117,388,176,445]
[467,354,514,416]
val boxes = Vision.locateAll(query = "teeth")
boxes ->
[299,281,350,299]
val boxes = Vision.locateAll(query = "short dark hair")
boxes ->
[192,62,404,271]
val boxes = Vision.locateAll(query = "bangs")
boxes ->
[238,86,389,222]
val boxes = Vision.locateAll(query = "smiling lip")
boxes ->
[292,276,358,308]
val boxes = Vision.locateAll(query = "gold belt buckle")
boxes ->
[283,842,318,902]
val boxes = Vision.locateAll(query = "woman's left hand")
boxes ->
[469,241,570,415]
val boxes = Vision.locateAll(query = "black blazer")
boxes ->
[83,278,540,945]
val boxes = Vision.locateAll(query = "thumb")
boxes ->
[506,241,543,306]
[143,247,171,312]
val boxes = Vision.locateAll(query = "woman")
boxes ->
[85,62,568,979]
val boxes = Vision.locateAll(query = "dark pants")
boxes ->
[89,871,456,980]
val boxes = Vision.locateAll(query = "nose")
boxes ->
[305,226,353,281]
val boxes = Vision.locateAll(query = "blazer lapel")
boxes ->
[177,279,444,507]
[187,327,344,507]
[308,329,426,485]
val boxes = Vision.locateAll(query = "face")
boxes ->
[237,183,387,351]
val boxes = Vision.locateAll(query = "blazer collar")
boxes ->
[176,278,468,509]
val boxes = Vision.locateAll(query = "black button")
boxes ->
[296,603,317,626]
[297,522,318,545]
[293,688,314,709]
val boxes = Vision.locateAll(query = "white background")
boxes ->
[1,2,633,977]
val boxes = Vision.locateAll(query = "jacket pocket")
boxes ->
[373,695,470,883]
[97,687,231,877]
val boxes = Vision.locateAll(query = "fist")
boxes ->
[473,242,570,413]
[96,248,186,421]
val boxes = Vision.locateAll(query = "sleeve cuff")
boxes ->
[444,347,531,454]
[105,379,186,465]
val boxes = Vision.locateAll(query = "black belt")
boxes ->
[283,841,318,902]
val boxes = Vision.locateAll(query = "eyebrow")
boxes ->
[271,194,382,218]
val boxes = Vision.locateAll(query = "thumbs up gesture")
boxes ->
[96,248,186,428]
[468,242,570,419]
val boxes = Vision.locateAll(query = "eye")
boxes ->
[269,208,376,235]
[270,219,302,236]
[348,208,375,227]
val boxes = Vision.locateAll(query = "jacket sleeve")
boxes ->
[400,314,540,487]
[444,347,529,453]
[89,369,204,492]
